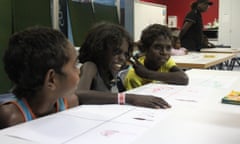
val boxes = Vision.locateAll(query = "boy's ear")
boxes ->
[44,69,57,90]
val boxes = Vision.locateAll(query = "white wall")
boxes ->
[125,0,166,42]
[133,0,166,41]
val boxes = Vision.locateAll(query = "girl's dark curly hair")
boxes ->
[3,26,69,98]
[79,22,133,87]
[138,24,172,52]
[79,22,133,65]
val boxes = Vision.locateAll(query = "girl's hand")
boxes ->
[126,94,171,109]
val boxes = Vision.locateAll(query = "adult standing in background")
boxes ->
[179,0,213,51]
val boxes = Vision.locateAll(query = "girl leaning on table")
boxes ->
[76,22,170,109]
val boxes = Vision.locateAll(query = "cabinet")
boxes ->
[218,0,240,48]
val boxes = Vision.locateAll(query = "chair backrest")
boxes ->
[117,68,130,92]
[117,68,129,83]
[214,45,231,48]
[0,93,16,105]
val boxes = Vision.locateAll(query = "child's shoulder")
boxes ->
[81,61,98,74]
[0,103,25,129]
[79,61,99,85]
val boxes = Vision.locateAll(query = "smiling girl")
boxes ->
[76,22,170,109]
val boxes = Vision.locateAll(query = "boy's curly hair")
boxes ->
[138,24,172,52]
[3,26,69,98]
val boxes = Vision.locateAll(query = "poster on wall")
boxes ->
[168,16,177,28]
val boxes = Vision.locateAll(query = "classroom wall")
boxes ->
[141,0,219,29]
[68,1,119,46]
[0,0,52,94]
[133,1,166,41]
[12,0,52,32]
[0,0,12,93]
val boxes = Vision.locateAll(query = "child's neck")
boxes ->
[26,93,57,117]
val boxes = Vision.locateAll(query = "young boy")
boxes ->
[0,27,80,129]
[124,24,189,90]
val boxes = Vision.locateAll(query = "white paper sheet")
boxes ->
[64,121,148,144]
[127,83,184,99]
[5,114,103,144]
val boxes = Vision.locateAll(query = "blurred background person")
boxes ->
[179,0,213,51]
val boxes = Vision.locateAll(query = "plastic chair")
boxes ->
[117,68,130,92]
[0,93,16,105]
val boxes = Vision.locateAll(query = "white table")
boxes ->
[0,135,34,144]
[132,69,240,144]
[200,48,240,70]
[1,69,240,144]
[200,47,240,54]
[172,52,236,69]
